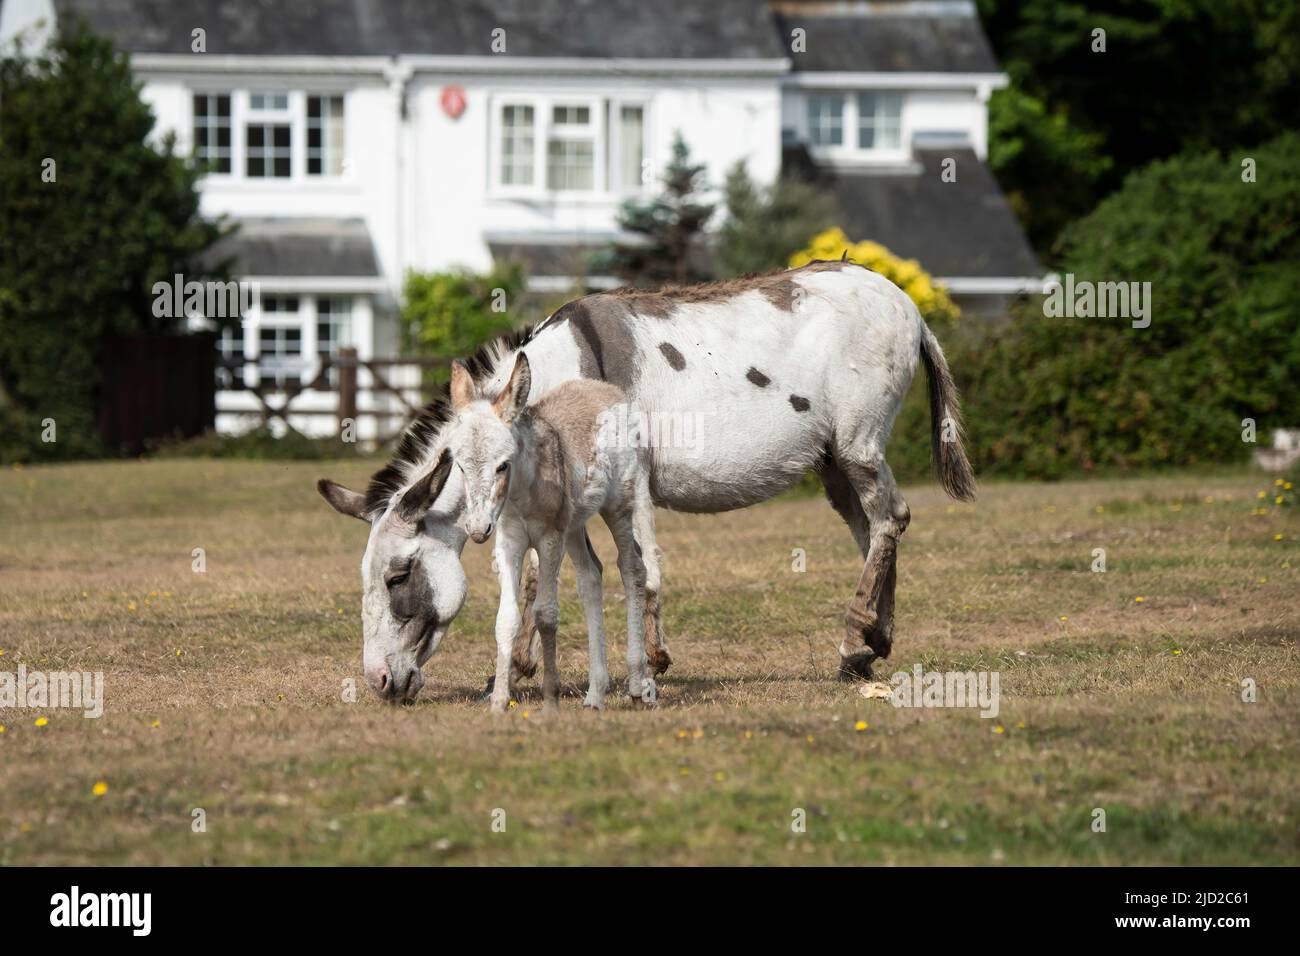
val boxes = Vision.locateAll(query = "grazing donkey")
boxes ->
[444,352,659,712]
[318,259,974,704]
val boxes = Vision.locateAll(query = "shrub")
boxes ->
[938,132,1300,480]
[400,264,526,384]
[715,163,834,277]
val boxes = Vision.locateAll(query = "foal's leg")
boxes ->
[532,532,566,714]
[510,549,541,682]
[489,527,527,714]
[565,528,609,710]
[836,455,910,680]
[606,508,652,703]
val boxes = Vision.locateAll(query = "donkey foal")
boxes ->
[446,353,658,714]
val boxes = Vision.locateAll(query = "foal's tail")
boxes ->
[919,322,977,501]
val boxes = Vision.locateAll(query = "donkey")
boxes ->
[444,352,659,712]
[318,259,974,704]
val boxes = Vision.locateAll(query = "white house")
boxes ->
[4,0,1041,439]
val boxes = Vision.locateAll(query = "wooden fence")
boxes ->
[217,348,450,444]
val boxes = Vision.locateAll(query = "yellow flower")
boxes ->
[521,710,530,719]
[1134,596,1145,603]
[174,649,182,657]
[1275,534,1285,542]
[992,725,1005,735]
[692,728,703,739]
[1016,721,1026,730]
[806,734,815,743]
[1275,479,1284,487]
[150,720,161,729]
[677,729,689,739]
[1258,490,1268,499]
[854,720,868,732]
[0,724,6,734]
[149,590,158,598]
[1275,496,1284,505]
[714,772,725,782]
[508,699,518,709]
[1095,505,1105,513]
[1286,482,1293,491]
[92,781,108,797]
[743,730,753,739]
[1059,615,1069,622]
[127,601,137,611]
[34,716,48,727]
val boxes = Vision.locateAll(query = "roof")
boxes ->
[202,218,380,277]
[806,148,1041,278]
[54,0,787,60]
[488,241,609,280]
[775,6,1001,74]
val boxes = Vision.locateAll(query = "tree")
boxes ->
[400,263,525,385]
[942,133,1300,480]
[715,162,835,277]
[0,22,225,462]
[976,0,1300,257]
[592,132,714,286]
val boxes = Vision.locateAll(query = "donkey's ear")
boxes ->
[492,352,531,424]
[450,360,475,411]
[397,448,454,523]
[318,479,370,522]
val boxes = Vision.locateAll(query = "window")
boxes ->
[608,104,645,191]
[246,91,292,178]
[217,323,246,389]
[257,296,302,387]
[857,92,902,151]
[307,95,345,176]
[500,104,535,186]
[546,104,595,191]
[316,297,352,384]
[495,97,649,194]
[193,94,232,173]
[807,94,845,147]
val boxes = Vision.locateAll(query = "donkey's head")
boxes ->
[444,353,531,544]
[317,448,467,703]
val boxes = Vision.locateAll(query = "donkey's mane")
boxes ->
[362,325,536,515]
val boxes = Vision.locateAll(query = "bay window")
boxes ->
[494,96,648,195]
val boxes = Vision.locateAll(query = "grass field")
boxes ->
[1,458,1297,865]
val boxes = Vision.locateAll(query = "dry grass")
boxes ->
[0,459,1297,865]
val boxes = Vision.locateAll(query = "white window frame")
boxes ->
[804,90,909,164]
[606,98,650,193]
[190,89,349,183]
[489,93,651,199]
[191,92,233,175]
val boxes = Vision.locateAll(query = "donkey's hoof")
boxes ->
[837,651,877,682]
[648,648,673,675]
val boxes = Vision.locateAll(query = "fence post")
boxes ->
[337,347,358,439]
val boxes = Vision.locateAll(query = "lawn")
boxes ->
[0,459,1296,865]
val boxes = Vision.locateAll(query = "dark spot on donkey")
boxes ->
[563,299,642,391]
[658,342,686,371]
[789,395,811,412]
[746,367,770,388]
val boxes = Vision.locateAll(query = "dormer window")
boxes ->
[804,90,905,159]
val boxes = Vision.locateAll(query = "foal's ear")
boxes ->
[492,353,531,424]
[397,448,454,523]
[450,360,475,411]
[317,479,370,522]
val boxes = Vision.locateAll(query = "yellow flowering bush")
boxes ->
[790,228,958,319]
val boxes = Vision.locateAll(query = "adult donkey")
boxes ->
[318,259,974,703]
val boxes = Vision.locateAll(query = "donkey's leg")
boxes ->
[510,549,541,682]
[631,490,672,675]
[607,509,652,703]
[532,533,565,714]
[837,455,910,680]
[489,527,527,714]
[566,528,610,710]
[482,549,541,698]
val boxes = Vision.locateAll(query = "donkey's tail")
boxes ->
[919,322,977,501]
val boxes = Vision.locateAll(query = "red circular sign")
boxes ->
[441,86,466,120]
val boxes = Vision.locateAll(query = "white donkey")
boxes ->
[318,259,974,704]
[443,352,658,712]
